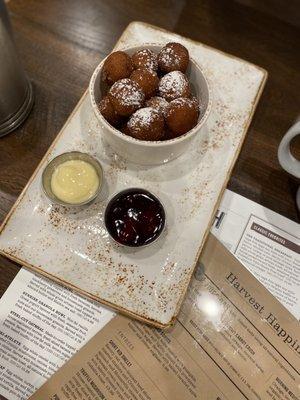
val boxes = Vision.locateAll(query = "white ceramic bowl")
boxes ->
[89,44,212,165]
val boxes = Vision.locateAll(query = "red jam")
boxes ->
[104,188,165,247]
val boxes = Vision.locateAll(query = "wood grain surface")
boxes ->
[0,1,299,398]
[0,0,299,351]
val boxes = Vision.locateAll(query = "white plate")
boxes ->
[0,22,267,328]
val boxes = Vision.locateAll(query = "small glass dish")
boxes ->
[42,151,103,207]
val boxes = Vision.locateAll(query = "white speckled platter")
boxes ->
[0,22,267,328]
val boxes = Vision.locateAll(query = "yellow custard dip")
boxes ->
[51,159,100,204]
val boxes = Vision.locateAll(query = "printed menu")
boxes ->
[212,191,300,319]
[29,234,300,400]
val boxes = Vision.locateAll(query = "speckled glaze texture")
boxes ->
[0,22,267,328]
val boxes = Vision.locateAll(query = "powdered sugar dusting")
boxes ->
[173,97,196,108]
[146,96,169,115]
[128,107,159,131]
[159,71,190,101]
[109,78,144,107]
[159,45,181,68]
[132,49,158,71]
[190,96,200,110]
[166,97,199,118]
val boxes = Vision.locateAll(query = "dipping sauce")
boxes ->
[105,188,165,247]
[51,159,100,204]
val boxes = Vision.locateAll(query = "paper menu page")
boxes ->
[0,269,114,400]
[30,235,300,400]
[212,190,300,319]
[0,189,299,400]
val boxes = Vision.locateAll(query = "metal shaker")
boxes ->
[0,0,33,137]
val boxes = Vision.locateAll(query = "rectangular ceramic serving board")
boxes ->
[0,22,267,328]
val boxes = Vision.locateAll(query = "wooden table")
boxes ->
[0,1,299,399]
[0,2,299,302]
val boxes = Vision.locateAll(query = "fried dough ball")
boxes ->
[131,49,158,71]
[165,97,199,137]
[158,71,190,101]
[102,51,133,85]
[98,96,123,126]
[130,68,159,99]
[158,42,189,73]
[127,107,164,141]
[145,96,169,116]
[108,78,145,117]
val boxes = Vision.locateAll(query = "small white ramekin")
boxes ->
[89,43,212,165]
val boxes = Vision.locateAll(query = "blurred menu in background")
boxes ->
[0,189,299,399]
